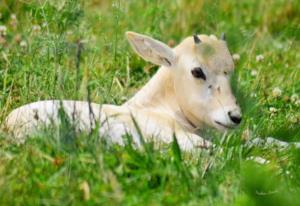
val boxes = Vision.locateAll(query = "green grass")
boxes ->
[0,0,300,205]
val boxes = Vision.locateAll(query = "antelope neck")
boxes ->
[124,66,197,131]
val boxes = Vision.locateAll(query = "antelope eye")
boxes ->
[191,67,206,80]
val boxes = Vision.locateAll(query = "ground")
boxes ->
[0,0,300,205]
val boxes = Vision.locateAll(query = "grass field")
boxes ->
[0,0,300,205]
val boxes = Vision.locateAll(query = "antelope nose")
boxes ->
[228,111,242,124]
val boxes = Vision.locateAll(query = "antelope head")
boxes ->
[126,31,242,131]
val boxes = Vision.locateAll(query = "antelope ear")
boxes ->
[126,31,176,67]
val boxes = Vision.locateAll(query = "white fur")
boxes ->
[3,32,241,151]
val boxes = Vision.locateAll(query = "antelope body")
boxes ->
[3,32,242,151]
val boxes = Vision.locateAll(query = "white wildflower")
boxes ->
[32,25,41,33]
[0,25,7,36]
[42,22,48,27]
[274,41,283,49]
[247,156,270,164]
[290,115,298,123]
[291,94,299,103]
[251,69,258,76]
[256,54,264,62]
[112,2,118,8]
[20,40,27,48]
[66,30,73,36]
[232,53,240,61]
[295,100,300,106]
[269,107,277,113]
[272,87,282,98]
[11,14,17,20]
[10,14,17,29]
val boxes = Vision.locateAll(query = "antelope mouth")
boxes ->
[214,121,235,129]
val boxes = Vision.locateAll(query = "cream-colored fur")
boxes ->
[3,31,242,151]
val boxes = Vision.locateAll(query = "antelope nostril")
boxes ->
[228,111,242,124]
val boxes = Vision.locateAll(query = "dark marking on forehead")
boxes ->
[195,41,234,72]
[197,43,215,58]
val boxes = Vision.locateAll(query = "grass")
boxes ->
[0,0,299,205]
